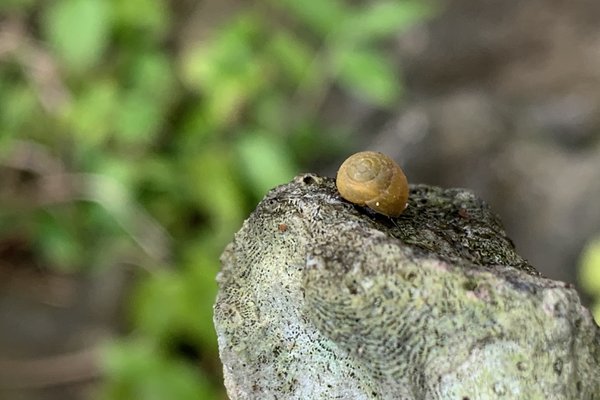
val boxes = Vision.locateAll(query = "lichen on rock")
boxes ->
[213,174,600,400]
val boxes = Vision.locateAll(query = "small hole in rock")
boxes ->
[302,175,316,185]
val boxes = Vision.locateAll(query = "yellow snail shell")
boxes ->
[336,151,409,217]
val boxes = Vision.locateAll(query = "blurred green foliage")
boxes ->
[0,0,433,398]
[579,238,600,324]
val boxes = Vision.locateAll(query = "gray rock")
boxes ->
[214,174,600,399]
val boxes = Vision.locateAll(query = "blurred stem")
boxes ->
[0,17,71,114]
[0,140,171,267]
[0,345,102,389]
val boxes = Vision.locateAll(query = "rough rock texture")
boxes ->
[214,174,600,400]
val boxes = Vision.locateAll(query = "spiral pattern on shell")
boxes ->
[336,151,408,217]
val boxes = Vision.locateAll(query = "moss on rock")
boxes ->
[214,174,600,399]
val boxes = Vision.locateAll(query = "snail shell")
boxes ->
[336,151,408,217]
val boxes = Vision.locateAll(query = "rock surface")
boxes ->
[213,174,600,400]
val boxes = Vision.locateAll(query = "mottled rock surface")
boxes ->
[214,174,600,400]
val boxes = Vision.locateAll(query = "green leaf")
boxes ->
[35,211,83,272]
[0,0,36,12]
[343,1,434,42]
[180,16,269,129]
[183,146,246,235]
[94,155,136,188]
[0,83,39,136]
[43,0,110,72]
[180,15,262,91]
[275,0,346,35]
[592,302,600,325]
[132,262,218,350]
[127,52,175,98]
[334,48,400,106]
[111,52,174,146]
[203,79,250,129]
[69,79,118,148]
[267,31,314,82]
[133,273,185,341]
[101,340,216,400]
[579,238,600,296]
[115,90,163,145]
[236,132,297,199]
[110,0,170,40]
[254,92,287,132]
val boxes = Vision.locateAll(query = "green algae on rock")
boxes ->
[214,174,600,400]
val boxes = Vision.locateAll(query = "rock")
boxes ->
[213,174,600,400]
